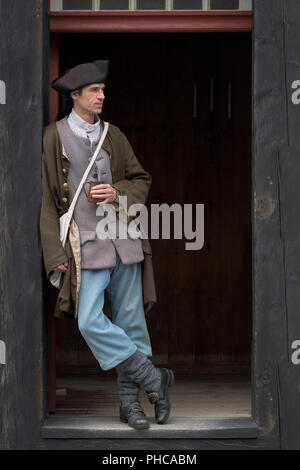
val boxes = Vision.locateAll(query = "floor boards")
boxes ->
[54,374,251,418]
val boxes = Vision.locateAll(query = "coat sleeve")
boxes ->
[40,132,69,279]
[111,131,151,221]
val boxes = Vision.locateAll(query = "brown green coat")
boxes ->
[40,119,156,320]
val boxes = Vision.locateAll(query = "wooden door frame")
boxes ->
[48,9,253,414]
[49,10,252,33]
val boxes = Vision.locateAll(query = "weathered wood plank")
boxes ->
[41,416,258,439]
[276,143,300,449]
[277,360,300,449]
[0,0,49,449]
[252,0,288,448]
[253,0,300,449]
[36,436,275,451]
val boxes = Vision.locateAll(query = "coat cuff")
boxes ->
[114,188,120,203]
[45,254,69,280]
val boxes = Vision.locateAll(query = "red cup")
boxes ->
[84,181,104,203]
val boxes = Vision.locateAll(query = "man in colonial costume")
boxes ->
[40,60,174,429]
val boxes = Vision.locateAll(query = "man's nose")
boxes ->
[98,90,105,100]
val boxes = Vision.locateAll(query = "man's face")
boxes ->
[71,83,105,116]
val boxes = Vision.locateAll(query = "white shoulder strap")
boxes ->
[68,121,109,216]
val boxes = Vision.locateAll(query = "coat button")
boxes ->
[62,168,67,174]
[63,182,68,188]
[62,197,68,203]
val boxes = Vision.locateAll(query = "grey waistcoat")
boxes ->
[56,117,144,269]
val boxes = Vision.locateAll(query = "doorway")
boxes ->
[51,32,252,421]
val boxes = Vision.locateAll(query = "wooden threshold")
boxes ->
[41,416,258,440]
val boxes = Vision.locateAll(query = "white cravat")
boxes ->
[67,108,120,203]
[67,108,100,143]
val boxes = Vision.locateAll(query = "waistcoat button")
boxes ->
[62,197,68,203]
[63,182,68,188]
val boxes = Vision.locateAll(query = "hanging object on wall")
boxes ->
[228,80,232,120]
[210,76,214,112]
[209,76,215,164]
[193,81,198,139]
[227,79,233,131]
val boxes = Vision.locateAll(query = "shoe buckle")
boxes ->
[147,391,160,403]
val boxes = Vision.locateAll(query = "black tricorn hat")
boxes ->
[51,60,109,93]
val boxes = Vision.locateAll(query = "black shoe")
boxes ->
[147,368,174,424]
[120,401,149,429]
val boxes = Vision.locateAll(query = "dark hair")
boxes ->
[55,87,83,121]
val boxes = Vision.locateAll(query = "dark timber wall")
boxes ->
[252,0,300,450]
[0,0,49,449]
[0,0,300,450]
